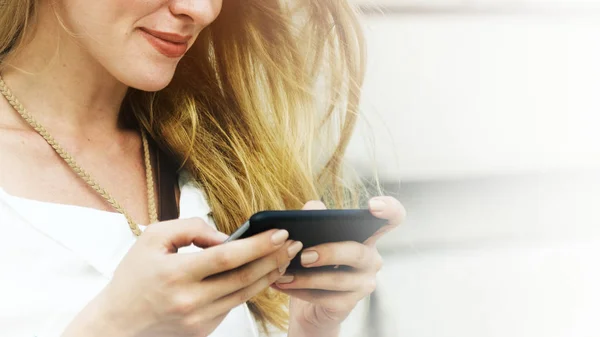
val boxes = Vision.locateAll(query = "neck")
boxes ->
[0,3,130,140]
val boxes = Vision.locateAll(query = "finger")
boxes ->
[299,241,379,270]
[142,217,229,253]
[364,224,396,247]
[365,197,406,247]
[203,240,303,299]
[368,196,406,226]
[275,269,371,292]
[179,229,291,279]
[208,267,285,318]
[272,287,367,314]
[302,200,328,210]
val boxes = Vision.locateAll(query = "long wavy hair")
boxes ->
[0,0,367,332]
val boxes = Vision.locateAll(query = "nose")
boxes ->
[168,0,222,26]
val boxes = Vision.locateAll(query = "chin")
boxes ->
[117,61,179,92]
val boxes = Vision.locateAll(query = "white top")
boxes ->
[0,172,260,337]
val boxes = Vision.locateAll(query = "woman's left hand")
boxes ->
[272,197,406,336]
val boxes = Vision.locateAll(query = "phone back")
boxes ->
[244,209,388,270]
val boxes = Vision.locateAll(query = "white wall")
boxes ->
[375,170,600,337]
[349,7,600,181]
[347,3,600,337]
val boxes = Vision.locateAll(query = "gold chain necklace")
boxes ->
[0,75,157,236]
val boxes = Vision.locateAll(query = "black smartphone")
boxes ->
[223,209,388,270]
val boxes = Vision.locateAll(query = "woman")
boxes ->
[0,0,406,336]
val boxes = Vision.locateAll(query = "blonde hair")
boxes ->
[0,0,367,332]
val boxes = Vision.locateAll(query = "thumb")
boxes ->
[143,217,229,253]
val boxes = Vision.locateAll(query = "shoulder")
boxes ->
[0,96,33,132]
[0,122,57,195]
[0,98,55,162]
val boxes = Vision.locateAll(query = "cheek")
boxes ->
[57,0,149,31]
[56,0,222,91]
[57,0,172,89]
[211,0,224,21]
[56,0,153,54]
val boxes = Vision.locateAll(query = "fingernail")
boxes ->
[369,199,386,212]
[301,250,319,265]
[277,275,294,284]
[271,230,289,245]
[279,261,290,274]
[288,241,303,258]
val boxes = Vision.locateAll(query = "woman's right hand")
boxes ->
[62,217,302,337]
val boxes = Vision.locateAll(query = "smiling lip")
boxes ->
[139,28,191,58]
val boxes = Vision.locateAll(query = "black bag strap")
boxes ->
[154,143,180,221]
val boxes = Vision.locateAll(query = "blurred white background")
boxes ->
[341,0,600,336]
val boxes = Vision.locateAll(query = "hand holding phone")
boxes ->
[224,209,388,270]
[270,197,406,330]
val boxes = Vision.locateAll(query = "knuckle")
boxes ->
[139,225,162,244]
[169,293,197,316]
[180,314,211,336]
[141,222,160,236]
[214,250,233,270]
[182,216,203,226]
[180,314,200,330]
[188,216,204,223]
[189,217,211,229]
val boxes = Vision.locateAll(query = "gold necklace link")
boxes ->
[0,75,157,237]
[142,131,159,225]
